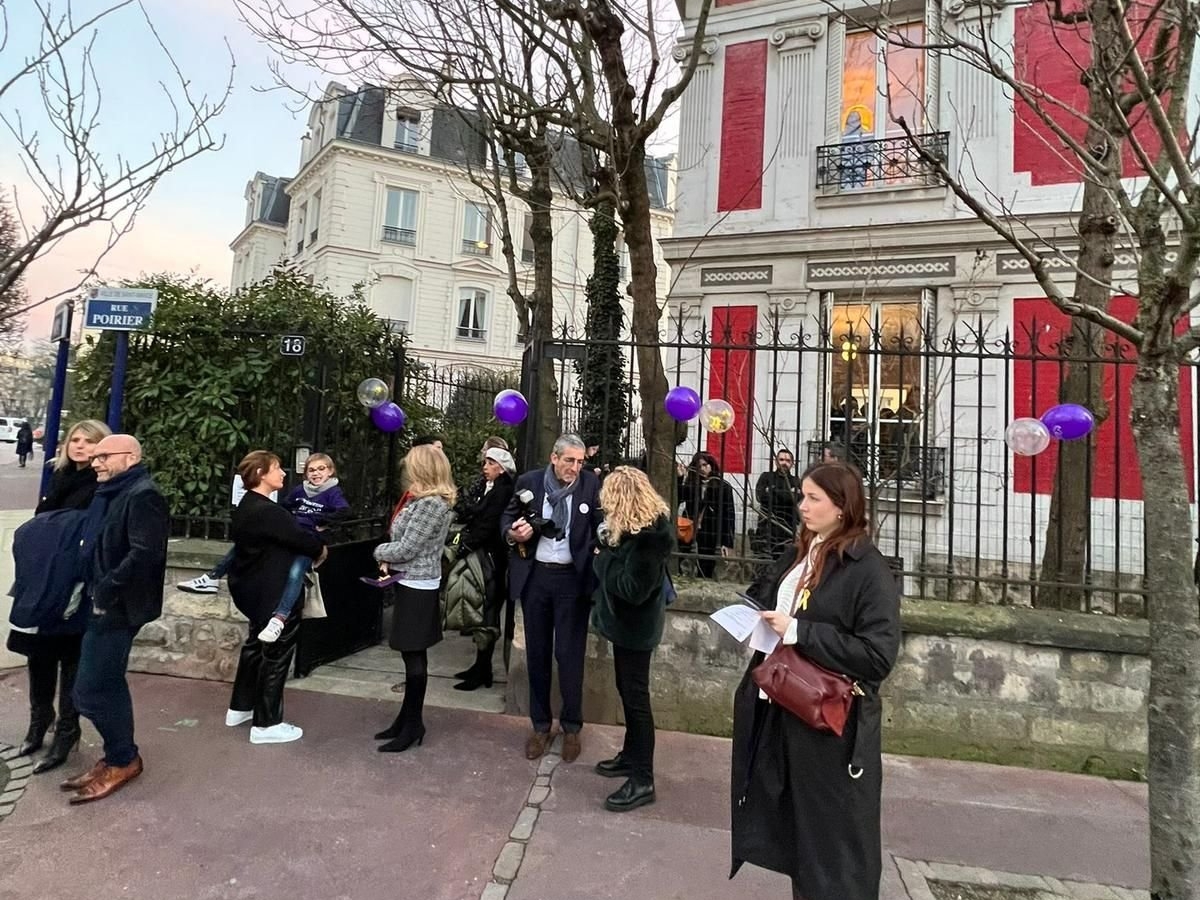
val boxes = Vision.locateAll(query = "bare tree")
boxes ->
[820,0,1199,892]
[0,0,231,323]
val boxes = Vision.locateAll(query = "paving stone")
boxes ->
[533,775,550,787]
[492,841,525,883]
[536,755,559,777]
[527,785,550,806]
[0,748,20,761]
[992,871,1052,891]
[0,790,22,804]
[1061,882,1120,900]
[510,807,538,842]
[1043,877,1071,894]
[894,857,938,900]
[0,804,14,817]
[480,883,508,900]
[5,777,29,791]
[926,862,1001,885]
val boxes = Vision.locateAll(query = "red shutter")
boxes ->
[707,306,757,475]
[717,41,767,212]
[1012,296,1193,500]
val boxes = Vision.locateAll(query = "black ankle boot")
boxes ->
[375,711,407,740]
[378,723,425,753]
[18,708,55,757]
[604,776,656,812]
[33,722,80,774]
[453,647,494,691]
[594,753,633,778]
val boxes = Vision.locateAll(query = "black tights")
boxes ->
[400,650,428,726]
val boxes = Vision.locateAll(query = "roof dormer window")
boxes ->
[396,107,420,153]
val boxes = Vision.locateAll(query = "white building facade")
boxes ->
[230,81,676,369]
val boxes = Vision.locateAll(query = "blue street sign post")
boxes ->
[40,300,74,499]
[85,287,158,432]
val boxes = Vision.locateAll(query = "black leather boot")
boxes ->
[34,660,80,774]
[594,753,633,778]
[453,647,494,691]
[19,655,58,757]
[19,710,54,757]
[604,776,656,812]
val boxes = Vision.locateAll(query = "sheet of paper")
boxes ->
[748,620,781,655]
[709,604,761,642]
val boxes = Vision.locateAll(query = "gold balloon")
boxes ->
[700,399,735,434]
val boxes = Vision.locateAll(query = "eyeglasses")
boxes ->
[90,451,134,465]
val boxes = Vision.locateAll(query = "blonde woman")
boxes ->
[373,444,457,752]
[590,466,674,812]
[9,419,110,775]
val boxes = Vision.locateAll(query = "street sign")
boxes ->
[50,300,73,342]
[84,287,158,331]
[280,335,306,357]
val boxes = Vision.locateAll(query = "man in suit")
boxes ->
[502,434,602,763]
[61,433,169,804]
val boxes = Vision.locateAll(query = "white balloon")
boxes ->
[1005,418,1051,456]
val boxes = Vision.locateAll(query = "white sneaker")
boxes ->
[257,618,285,643]
[225,709,253,727]
[178,574,219,594]
[250,722,303,744]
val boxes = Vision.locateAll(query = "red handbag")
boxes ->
[751,645,864,736]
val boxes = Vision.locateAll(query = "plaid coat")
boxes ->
[373,495,454,582]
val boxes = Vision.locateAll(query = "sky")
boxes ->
[3,0,310,339]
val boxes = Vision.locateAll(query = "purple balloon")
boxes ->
[371,401,406,433]
[664,386,702,422]
[1041,403,1095,441]
[493,389,529,426]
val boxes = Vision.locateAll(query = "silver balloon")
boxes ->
[1005,418,1051,457]
[700,398,736,434]
[356,377,390,409]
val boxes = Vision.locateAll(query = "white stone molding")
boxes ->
[769,18,826,53]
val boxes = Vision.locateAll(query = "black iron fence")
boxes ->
[528,306,1184,617]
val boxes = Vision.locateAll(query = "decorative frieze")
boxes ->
[993,249,1175,275]
[700,265,774,286]
[807,256,957,284]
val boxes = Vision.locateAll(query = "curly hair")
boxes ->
[598,466,669,545]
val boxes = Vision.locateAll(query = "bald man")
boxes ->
[61,434,169,804]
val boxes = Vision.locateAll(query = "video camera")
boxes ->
[513,489,564,558]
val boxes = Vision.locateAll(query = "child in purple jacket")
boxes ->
[178,453,350,641]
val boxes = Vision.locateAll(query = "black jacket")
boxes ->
[754,469,799,533]
[16,424,34,455]
[591,515,675,651]
[37,464,99,513]
[459,472,515,558]
[87,469,170,630]
[228,491,326,626]
[681,475,736,549]
[730,537,900,899]
[501,468,603,601]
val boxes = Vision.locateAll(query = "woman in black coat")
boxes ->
[225,450,326,745]
[730,461,900,900]
[591,467,674,813]
[678,452,736,578]
[15,421,34,467]
[451,446,516,690]
[7,418,110,774]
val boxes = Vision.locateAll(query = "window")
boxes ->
[395,108,420,152]
[457,288,488,340]
[824,295,931,486]
[521,214,534,263]
[296,201,308,254]
[383,188,418,245]
[309,191,321,245]
[513,152,527,176]
[373,276,414,334]
[841,24,926,141]
[462,202,492,255]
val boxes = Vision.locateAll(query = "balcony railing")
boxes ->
[806,439,946,500]
[462,239,491,256]
[457,326,486,340]
[382,226,417,246]
[815,131,948,193]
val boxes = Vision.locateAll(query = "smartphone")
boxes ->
[736,590,767,611]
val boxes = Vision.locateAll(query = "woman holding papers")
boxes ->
[729,461,901,900]
[591,467,674,813]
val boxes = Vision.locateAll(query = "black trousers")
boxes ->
[522,564,589,734]
[229,611,301,728]
[613,645,655,779]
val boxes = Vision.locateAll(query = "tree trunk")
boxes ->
[526,149,560,464]
[1129,356,1200,899]
[1036,0,1121,610]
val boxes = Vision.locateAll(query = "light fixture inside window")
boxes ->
[475,240,489,250]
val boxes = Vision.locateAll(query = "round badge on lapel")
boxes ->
[579,503,590,514]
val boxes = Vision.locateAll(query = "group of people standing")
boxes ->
[7,419,901,899]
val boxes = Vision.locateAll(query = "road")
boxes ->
[0,441,42,511]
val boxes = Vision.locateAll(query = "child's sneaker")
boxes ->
[258,617,285,643]
[178,574,219,594]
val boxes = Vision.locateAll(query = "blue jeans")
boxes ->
[74,621,139,767]
[209,547,234,579]
[272,556,310,619]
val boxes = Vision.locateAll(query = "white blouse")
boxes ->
[775,535,823,647]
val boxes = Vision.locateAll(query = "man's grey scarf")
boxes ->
[543,465,578,534]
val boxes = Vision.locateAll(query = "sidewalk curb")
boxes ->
[0,742,33,822]
[897,856,1151,899]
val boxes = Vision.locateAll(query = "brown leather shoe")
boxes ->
[525,730,555,760]
[60,758,107,792]
[562,732,582,763]
[69,756,143,804]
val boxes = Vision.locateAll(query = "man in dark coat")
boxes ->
[15,420,34,466]
[753,448,799,556]
[501,434,602,763]
[61,434,169,804]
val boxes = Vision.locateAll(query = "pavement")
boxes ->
[0,442,41,512]
[0,670,1151,900]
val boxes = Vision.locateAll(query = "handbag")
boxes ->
[751,644,863,736]
[676,516,694,545]
[301,571,328,619]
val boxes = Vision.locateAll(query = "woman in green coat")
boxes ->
[591,466,675,813]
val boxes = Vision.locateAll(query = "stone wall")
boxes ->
[506,581,1150,779]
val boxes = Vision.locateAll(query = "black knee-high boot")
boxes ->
[453,641,495,691]
[378,651,427,751]
[19,653,58,756]
[34,659,81,774]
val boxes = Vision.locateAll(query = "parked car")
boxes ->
[0,416,25,442]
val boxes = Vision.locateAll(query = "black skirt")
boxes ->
[6,630,84,661]
[388,584,442,652]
